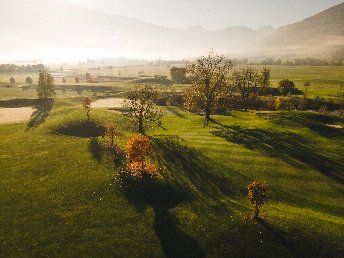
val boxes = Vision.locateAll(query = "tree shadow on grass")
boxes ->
[152,135,237,203]
[54,119,105,138]
[27,98,54,128]
[88,137,104,163]
[257,218,297,258]
[121,176,204,258]
[213,124,344,184]
[153,207,204,258]
[271,112,344,138]
[120,135,240,258]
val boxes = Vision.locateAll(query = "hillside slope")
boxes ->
[256,3,344,56]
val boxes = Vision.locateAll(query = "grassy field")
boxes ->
[0,98,343,257]
[1,65,343,100]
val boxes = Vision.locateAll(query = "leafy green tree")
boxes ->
[170,66,189,83]
[26,77,33,86]
[185,51,233,125]
[278,79,296,95]
[123,85,163,133]
[261,66,271,88]
[37,71,55,99]
[231,66,264,111]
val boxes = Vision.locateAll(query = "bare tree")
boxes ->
[185,51,233,125]
[82,97,92,119]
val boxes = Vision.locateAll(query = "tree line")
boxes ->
[0,64,45,73]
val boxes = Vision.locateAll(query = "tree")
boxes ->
[231,66,265,111]
[104,123,118,150]
[10,77,15,84]
[278,79,296,95]
[75,76,79,83]
[82,97,91,119]
[123,85,163,133]
[185,51,233,125]
[125,134,157,177]
[247,180,270,219]
[261,66,271,88]
[62,77,66,83]
[26,77,33,86]
[37,71,55,99]
[170,66,188,83]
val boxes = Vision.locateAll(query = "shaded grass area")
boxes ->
[0,102,343,257]
[213,124,344,184]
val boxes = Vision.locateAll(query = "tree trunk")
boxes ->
[138,118,144,134]
[254,204,259,219]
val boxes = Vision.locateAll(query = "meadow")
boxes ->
[0,65,343,257]
[1,65,343,100]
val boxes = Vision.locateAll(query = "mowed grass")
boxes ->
[0,99,343,257]
[267,66,344,99]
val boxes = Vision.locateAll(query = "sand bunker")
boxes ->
[326,124,343,129]
[0,107,34,124]
[91,98,125,108]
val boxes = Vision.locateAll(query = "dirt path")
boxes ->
[91,98,125,108]
[0,107,34,124]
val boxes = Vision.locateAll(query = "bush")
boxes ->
[278,79,303,95]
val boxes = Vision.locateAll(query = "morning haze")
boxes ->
[0,0,343,62]
[0,1,344,257]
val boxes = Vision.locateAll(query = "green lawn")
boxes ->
[0,99,343,257]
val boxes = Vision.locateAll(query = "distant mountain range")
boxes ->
[0,0,343,61]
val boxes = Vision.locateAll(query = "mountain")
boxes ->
[256,2,344,57]
[0,0,342,61]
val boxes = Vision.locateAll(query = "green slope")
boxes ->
[0,100,343,257]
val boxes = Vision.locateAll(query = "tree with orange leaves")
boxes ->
[125,134,157,177]
[246,180,270,219]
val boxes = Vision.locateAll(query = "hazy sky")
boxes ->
[67,0,343,30]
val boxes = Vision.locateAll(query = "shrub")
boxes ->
[247,180,270,219]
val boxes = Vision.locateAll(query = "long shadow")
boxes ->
[271,112,344,138]
[166,106,187,119]
[88,137,103,163]
[257,219,297,258]
[213,124,344,184]
[153,207,204,258]
[120,136,239,258]
[27,98,54,128]
[121,175,204,257]
[152,135,237,203]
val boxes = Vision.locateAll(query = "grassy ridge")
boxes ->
[0,100,343,257]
